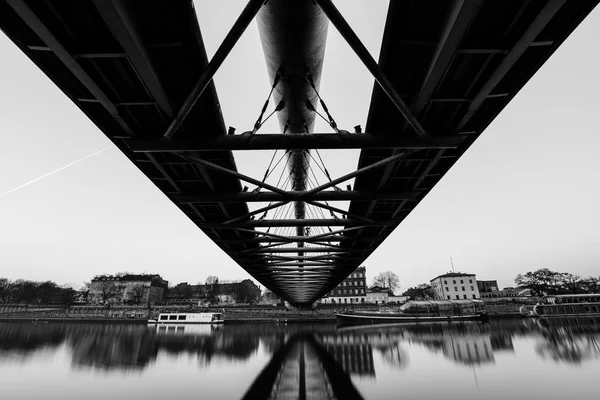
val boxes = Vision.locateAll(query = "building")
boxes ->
[320,266,367,304]
[168,279,261,304]
[477,280,499,293]
[366,285,391,304]
[89,274,168,305]
[430,272,480,300]
[480,286,532,298]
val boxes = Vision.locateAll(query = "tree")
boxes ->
[515,269,595,295]
[0,279,13,303]
[559,273,583,293]
[372,271,400,294]
[403,284,435,300]
[260,289,280,304]
[515,269,562,296]
[59,286,77,306]
[79,282,91,303]
[128,286,146,304]
[96,280,121,304]
[205,276,220,301]
[581,277,600,293]
[12,280,38,303]
[233,280,260,304]
[37,281,60,303]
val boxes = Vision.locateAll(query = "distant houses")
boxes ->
[319,267,408,305]
[88,274,168,305]
[168,279,261,305]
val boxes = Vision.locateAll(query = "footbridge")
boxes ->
[1,0,597,305]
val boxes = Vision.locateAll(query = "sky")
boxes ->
[0,1,599,292]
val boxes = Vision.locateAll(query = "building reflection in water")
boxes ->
[336,322,512,367]
[242,333,365,400]
[1,317,599,397]
[319,333,376,377]
[0,323,259,371]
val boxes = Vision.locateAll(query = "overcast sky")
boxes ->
[0,1,599,292]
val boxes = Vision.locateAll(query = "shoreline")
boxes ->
[0,313,524,324]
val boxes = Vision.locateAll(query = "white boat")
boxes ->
[148,312,224,324]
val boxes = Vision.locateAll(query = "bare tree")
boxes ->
[128,286,146,304]
[205,276,219,285]
[97,281,121,304]
[372,271,400,294]
[79,282,91,303]
[205,275,220,302]
[403,284,435,300]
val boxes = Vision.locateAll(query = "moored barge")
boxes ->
[532,294,600,318]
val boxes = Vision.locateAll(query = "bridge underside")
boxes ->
[1,0,597,305]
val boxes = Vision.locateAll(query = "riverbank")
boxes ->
[0,302,527,323]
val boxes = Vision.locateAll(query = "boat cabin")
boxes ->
[533,294,600,317]
[156,312,223,324]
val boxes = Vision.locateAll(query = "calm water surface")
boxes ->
[0,318,599,399]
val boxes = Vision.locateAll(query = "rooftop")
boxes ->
[431,272,476,281]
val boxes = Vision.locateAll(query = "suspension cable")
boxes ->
[251,70,283,134]
[306,72,340,133]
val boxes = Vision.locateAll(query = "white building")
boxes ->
[430,272,480,300]
[366,286,390,304]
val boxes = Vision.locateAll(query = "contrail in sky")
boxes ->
[0,147,110,198]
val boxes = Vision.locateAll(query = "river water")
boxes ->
[0,318,598,400]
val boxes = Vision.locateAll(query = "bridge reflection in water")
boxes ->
[242,333,364,400]
[1,319,600,398]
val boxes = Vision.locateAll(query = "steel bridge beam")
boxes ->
[249,247,367,253]
[454,0,566,132]
[314,0,427,136]
[128,133,461,152]
[197,219,381,228]
[162,0,267,139]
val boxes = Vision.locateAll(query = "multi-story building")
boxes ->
[477,280,499,293]
[168,279,261,304]
[320,266,367,304]
[430,272,480,300]
[89,274,168,305]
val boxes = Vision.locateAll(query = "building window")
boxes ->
[361,289,364,294]
[472,294,476,299]
[456,295,460,299]
[444,280,447,284]
[460,280,463,284]
[445,287,449,292]
[462,287,465,291]
[447,295,451,299]
[469,279,473,283]
[160,315,168,320]
[169,315,177,320]
[471,286,474,291]
[178,315,186,320]
[463,295,467,299]
[454,287,458,291]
